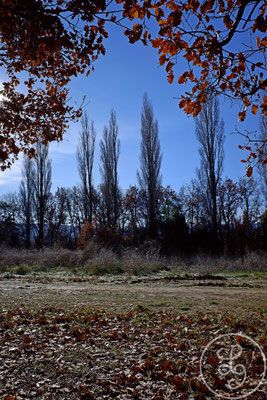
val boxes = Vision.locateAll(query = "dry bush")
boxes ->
[187,251,267,274]
[228,252,267,272]
[44,248,82,271]
[83,248,122,275]
[0,244,266,276]
[137,240,161,261]
[120,248,166,275]
[0,245,82,273]
[80,240,99,264]
[80,240,167,275]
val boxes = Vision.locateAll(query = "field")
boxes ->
[0,271,266,399]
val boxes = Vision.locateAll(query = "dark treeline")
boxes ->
[1,94,266,255]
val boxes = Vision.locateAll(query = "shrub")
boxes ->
[15,264,31,275]
[0,244,266,276]
[83,248,122,275]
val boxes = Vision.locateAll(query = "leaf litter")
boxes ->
[0,304,266,399]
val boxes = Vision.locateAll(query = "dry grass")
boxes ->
[189,251,267,273]
[82,243,166,275]
[0,243,266,276]
[0,245,82,274]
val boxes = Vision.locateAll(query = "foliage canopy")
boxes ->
[0,0,266,169]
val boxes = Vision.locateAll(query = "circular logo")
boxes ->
[200,333,266,399]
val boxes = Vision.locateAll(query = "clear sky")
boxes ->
[0,23,260,196]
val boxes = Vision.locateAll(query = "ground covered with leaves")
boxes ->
[0,274,266,399]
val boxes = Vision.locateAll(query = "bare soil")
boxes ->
[0,273,266,399]
[0,273,266,314]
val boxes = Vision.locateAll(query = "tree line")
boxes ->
[0,94,266,255]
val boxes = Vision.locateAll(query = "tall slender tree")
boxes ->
[238,177,260,227]
[99,109,120,228]
[0,193,19,246]
[179,179,203,233]
[218,178,240,233]
[19,156,34,248]
[258,107,267,201]
[77,112,96,223]
[32,141,52,247]
[124,185,141,242]
[137,93,162,238]
[195,96,225,238]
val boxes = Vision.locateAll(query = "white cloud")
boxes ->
[49,124,80,155]
[50,139,77,155]
[0,158,23,193]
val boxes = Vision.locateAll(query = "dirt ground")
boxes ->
[0,273,266,399]
[0,273,266,314]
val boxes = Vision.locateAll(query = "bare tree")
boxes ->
[218,178,240,233]
[19,156,34,248]
[137,93,162,238]
[32,141,52,247]
[99,109,120,227]
[195,96,225,237]
[65,185,84,247]
[238,177,261,227]
[0,193,20,246]
[124,185,142,242]
[46,188,69,246]
[77,112,96,223]
[258,107,267,202]
[179,179,203,233]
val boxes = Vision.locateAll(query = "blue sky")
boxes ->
[0,23,259,196]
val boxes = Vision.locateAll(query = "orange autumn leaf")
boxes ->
[238,111,246,121]
[244,96,250,107]
[167,70,174,83]
[252,104,258,114]
[246,166,253,177]
[192,103,201,117]
[166,61,174,72]
[179,99,187,108]
[178,72,188,84]
[0,0,266,170]
[188,70,194,82]
[159,54,167,65]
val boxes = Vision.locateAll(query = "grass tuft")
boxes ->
[0,244,266,276]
